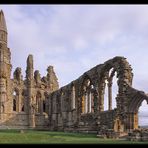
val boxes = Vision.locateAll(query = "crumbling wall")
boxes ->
[2,54,59,129]
[48,56,148,135]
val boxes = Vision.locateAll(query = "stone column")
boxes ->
[18,93,20,112]
[29,105,35,128]
[85,93,88,113]
[26,55,35,128]
[134,113,138,129]
[72,87,75,109]
[0,78,6,119]
[81,96,85,113]
[126,113,134,132]
[89,92,92,113]
[108,81,112,110]
[40,99,43,115]
[99,82,105,111]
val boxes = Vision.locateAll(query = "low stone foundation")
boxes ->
[97,129,120,139]
[128,129,148,141]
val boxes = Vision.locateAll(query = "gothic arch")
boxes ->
[80,75,96,114]
[97,57,133,112]
[99,67,118,111]
[128,93,148,113]
[80,74,94,89]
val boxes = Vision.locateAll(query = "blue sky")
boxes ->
[0,5,148,125]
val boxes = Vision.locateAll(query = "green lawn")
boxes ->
[0,130,147,144]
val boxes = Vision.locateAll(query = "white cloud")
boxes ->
[0,5,148,86]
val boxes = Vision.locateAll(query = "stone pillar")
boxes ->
[26,54,35,128]
[47,66,59,92]
[40,99,43,115]
[29,105,35,128]
[134,113,138,129]
[0,76,8,121]
[72,86,75,109]
[81,96,85,113]
[18,93,22,112]
[89,92,92,113]
[108,81,112,110]
[126,113,134,132]
[99,82,105,111]
[85,93,88,113]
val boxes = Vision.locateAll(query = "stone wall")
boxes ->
[0,53,59,129]
[47,56,148,136]
[0,113,28,129]
[128,129,148,141]
[0,10,60,129]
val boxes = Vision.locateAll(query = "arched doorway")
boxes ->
[127,94,148,131]
[138,100,148,128]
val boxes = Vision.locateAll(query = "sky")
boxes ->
[0,4,148,125]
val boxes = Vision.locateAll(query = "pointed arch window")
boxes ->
[103,68,117,111]
[13,91,17,111]
[81,78,95,114]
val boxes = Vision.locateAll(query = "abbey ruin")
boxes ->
[0,10,148,138]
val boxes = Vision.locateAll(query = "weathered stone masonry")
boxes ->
[48,56,148,135]
[0,10,59,129]
[0,10,148,136]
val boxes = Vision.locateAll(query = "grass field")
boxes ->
[0,129,147,144]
